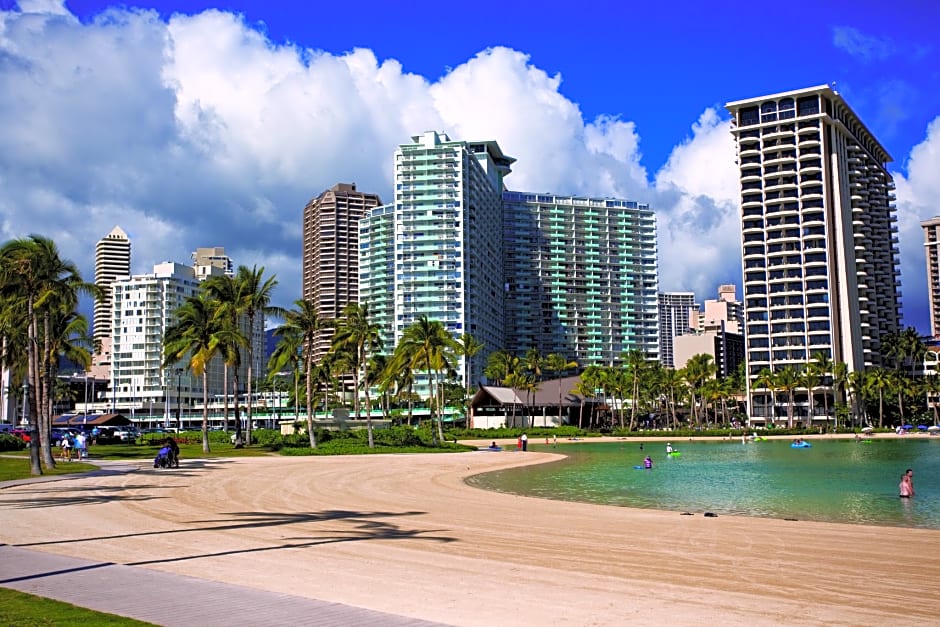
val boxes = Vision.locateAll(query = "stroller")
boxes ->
[153,446,173,469]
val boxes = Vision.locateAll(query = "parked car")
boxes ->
[110,427,139,442]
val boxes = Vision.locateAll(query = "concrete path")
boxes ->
[1,461,447,626]
[0,544,447,626]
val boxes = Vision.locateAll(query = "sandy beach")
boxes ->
[1,442,938,625]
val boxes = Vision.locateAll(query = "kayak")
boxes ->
[791,442,812,448]
[667,451,682,457]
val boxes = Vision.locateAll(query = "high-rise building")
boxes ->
[192,246,233,280]
[109,262,204,420]
[657,292,696,368]
[303,183,382,360]
[504,192,659,366]
[91,226,131,381]
[690,285,744,334]
[360,131,513,385]
[922,217,940,338]
[726,85,902,425]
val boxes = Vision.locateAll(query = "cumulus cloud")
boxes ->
[16,3,920,337]
[893,116,940,329]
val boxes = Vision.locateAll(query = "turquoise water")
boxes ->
[468,438,940,529]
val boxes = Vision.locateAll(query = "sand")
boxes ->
[1,441,938,625]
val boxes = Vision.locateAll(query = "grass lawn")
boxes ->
[0,457,98,482]
[0,588,155,626]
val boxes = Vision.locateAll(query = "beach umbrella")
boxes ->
[861,426,873,433]
[902,424,913,430]
[917,425,928,430]
[928,426,940,432]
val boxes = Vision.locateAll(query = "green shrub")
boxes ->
[0,433,26,452]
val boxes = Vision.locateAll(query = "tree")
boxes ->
[0,236,99,475]
[809,352,833,429]
[271,299,332,449]
[484,350,518,386]
[683,354,716,427]
[622,350,649,430]
[865,368,891,428]
[773,366,801,429]
[163,293,225,454]
[831,361,849,429]
[454,333,484,427]
[332,303,383,447]
[570,379,595,429]
[202,274,244,438]
[234,265,282,446]
[754,368,776,426]
[545,353,578,426]
[396,316,453,444]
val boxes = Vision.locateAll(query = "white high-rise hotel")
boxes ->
[361,131,512,385]
[726,85,901,424]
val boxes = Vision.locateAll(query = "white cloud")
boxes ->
[8,4,923,340]
[832,26,896,62]
[893,115,940,330]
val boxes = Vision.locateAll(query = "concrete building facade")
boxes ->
[304,183,382,361]
[108,262,203,419]
[91,226,131,381]
[726,85,902,424]
[657,292,696,368]
[360,131,513,386]
[502,191,658,366]
[922,216,940,338]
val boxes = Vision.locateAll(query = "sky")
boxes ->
[1,0,939,334]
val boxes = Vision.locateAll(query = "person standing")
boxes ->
[643,456,652,469]
[521,433,528,451]
[75,431,87,460]
[900,469,915,498]
[666,442,674,454]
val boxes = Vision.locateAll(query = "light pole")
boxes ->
[176,368,183,432]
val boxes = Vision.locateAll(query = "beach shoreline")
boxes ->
[1,449,938,625]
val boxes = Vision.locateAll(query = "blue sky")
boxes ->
[2,0,939,332]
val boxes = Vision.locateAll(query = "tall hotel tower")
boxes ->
[922,216,940,339]
[726,85,902,424]
[360,132,513,385]
[502,192,658,366]
[657,292,696,368]
[303,183,382,360]
[91,226,131,380]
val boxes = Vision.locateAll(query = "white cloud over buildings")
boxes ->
[0,3,934,330]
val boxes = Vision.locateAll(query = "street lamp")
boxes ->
[176,368,183,432]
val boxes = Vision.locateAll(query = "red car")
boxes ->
[11,428,31,443]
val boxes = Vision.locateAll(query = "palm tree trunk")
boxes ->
[222,364,230,433]
[201,371,210,454]
[26,295,42,475]
[305,356,316,448]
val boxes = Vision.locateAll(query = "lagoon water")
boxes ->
[468,438,940,529]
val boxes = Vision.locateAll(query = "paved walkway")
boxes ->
[0,545,446,626]
[0,462,448,626]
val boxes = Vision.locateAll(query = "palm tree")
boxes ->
[809,352,833,428]
[831,361,849,429]
[396,316,453,444]
[268,322,303,438]
[454,333,484,427]
[922,374,940,426]
[163,293,224,454]
[773,366,801,428]
[272,299,332,448]
[846,369,868,427]
[754,367,776,426]
[570,379,595,429]
[622,350,649,430]
[545,353,578,426]
[865,367,891,428]
[233,265,282,445]
[332,303,382,447]
[683,353,716,427]
[484,350,518,386]
[0,236,99,474]
[801,366,820,428]
[202,274,244,438]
